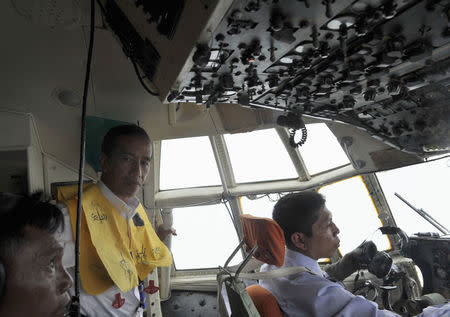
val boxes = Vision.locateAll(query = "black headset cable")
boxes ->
[71,0,95,316]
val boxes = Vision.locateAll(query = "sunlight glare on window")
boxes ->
[224,129,298,183]
[319,176,390,255]
[300,123,350,175]
[160,136,221,190]
[376,157,450,236]
[171,204,243,269]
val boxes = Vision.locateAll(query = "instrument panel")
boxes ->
[408,234,450,298]
[102,0,450,156]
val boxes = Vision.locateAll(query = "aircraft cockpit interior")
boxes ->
[0,0,449,316]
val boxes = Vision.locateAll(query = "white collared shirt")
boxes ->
[59,181,143,317]
[98,181,139,222]
[260,249,450,317]
[260,248,400,317]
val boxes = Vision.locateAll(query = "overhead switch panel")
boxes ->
[103,0,450,156]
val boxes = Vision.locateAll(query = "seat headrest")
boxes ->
[240,214,285,267]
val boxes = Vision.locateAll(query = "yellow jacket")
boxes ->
[65,184,172,294]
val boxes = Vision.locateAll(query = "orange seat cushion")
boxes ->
[246,284,283,317]
[240,214,285,266]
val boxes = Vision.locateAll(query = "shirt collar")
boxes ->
[284,248,323,276]
[98,181,139,221]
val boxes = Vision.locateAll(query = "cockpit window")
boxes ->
[171,203,243,270]
[224,128,297,183]
[240,176,392,256]
[239,195,278,219]
[376,156,450,236]
[160,136,221,190]
[298,123,350,175]
[319,176,391,255]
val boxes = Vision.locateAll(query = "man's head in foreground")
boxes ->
[100,124,152,203]
[273,191,340,260]
[0,192,72,317]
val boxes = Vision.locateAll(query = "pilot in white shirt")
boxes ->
[260,191,450,317]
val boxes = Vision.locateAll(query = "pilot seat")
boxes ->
[217,214,311,317]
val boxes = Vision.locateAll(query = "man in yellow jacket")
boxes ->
[60,124,172,317]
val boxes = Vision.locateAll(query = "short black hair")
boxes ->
[101,124,150,157]
[0,192,64,261]
[273,191,326,250]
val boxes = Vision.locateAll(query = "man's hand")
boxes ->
[325,241,377,281]
[157,226,177,241]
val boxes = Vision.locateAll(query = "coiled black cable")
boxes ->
[289,126,308,148]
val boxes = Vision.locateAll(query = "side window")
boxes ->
[171,203,242,269]
[319,176,391,255]
[376,157,450,236]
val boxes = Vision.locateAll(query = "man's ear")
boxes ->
[99,153,109,174]
[291,232,308,251]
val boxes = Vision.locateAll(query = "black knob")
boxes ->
[220,73,234,89]
[386,38,404,58]
[297,87,310,99]
[387,80,401,94]
[311,25,319,49]
[319,42,330,58]
[299,19,309,28]
[382,1,397,19]
[348,58,365,75]
[350,85,362,95]
[364,89,377,101]
[320,74,334,88]
[322,0,334,18]
[215,33,225,42]
[270,12,284,32]
[367,79,380,88]
[245,1,260,12]
[342,95,355,108]
[267,74,279,88]
[355,19,368,36]
[192,44,211,67]
[339,23,348,57]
